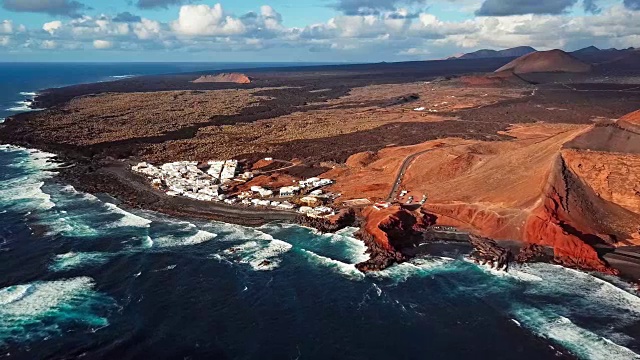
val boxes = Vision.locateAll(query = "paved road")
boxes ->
[386,146,456,202]
[560,83,640,93]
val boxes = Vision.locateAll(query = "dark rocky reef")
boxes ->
[468,235,513,271]
[353,228,407,272]
[294,208,357,233]
[515,244,554,264]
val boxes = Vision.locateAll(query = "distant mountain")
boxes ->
[572,45,601,55]
[570,46,636,64]
[495,49,592,74]
[597,49,640,73]
[451,46,537,60]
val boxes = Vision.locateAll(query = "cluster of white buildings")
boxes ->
[131,160,337,218]
[132,161,224,202]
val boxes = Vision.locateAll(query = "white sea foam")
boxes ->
[300,249,365,280]
[0,181,56,211]
[0,277,95,316]
[152,230,217,248]
[142,236,154,248]
[371,256,456,283]
[49,252,111,272]
[462,262,640,358]
[58,184,99,201]
[0,277,110,345]
[215,223,276,242]
[465,258,543,282]
[320,227,370,264]
[19,91,37,97]
[519,263,640,315]
[0,147,60,215]
[220,239,292,271]
[103,203,152,228]
[6,100,43,112]
[513,307,640,360]
[110,75,136,79]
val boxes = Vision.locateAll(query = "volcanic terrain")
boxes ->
[496,49,593,74]
[2,50,640,277]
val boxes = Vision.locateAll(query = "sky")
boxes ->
[0,0,638,62]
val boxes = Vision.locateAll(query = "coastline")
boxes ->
[2,63,640,284]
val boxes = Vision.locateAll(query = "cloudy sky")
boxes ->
[0,0,638,62]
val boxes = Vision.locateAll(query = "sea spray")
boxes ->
[512,307,640,360]
[299,248,365,280]
[0,277,114,346]
[49,252,112,272]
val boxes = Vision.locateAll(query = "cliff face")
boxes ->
[404,116,640,274]
[523,155,617,273]
[355,205,435,271]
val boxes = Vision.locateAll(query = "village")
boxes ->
[131,159,338,218]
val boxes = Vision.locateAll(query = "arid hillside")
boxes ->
[496,49,592,74]
[328,116,640,272]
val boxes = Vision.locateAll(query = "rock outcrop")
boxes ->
[468,235,513,270]
[618,109,640,134]
[355,205,435,272]
[192,73,251,84]
[295,208,357,233]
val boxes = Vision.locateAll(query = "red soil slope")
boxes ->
[496,50,592,74]
[343,116,640,274]
[618,109,640,133]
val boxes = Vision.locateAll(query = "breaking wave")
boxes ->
[151,230,218,248]
[300,249,365,280]
[0,277,114,347]
[103,203,152,228]
[513,307,640,360]
[109,75,137,79]
[371,256,457,283]
[320,227,370,264]
[6,100,43,112]
[218,239,293,271]
[0,146,58,212]
[49,252,112,272]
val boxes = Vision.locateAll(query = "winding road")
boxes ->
[386,145,456,202]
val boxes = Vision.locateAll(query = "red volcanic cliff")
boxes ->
[355,205,435,271]
[522,155,618,273]
[424,154,622,274]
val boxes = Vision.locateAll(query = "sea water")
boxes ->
[1,63,640,360]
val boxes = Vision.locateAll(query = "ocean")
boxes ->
[1,63,640,360]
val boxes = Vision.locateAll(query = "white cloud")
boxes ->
[43,20,62,35]
[133,18,162,39]
[93,39,113,49]
[1,20,14,34]
[171,4,246,36]
[41,39,57,49]
[0,2,638,61]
